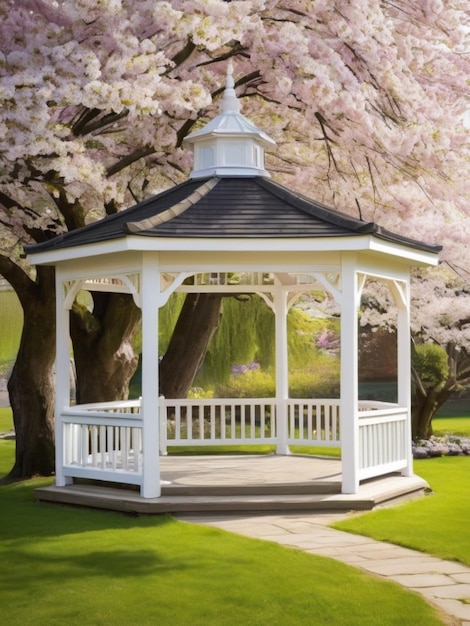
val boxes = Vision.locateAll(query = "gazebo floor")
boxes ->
[34,454,429,515]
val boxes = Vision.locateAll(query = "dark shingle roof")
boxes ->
[25,176,441,254]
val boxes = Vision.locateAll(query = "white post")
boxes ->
[141,253,161,498]
[274,287,289,455]
[340,254,360,494]
[55,270,72,486]
[396,277,413,476]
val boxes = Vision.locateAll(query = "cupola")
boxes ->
[183,62,276,179]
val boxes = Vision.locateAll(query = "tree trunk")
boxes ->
[7,267,56,478]
[411,387,454,439]
[70,293,141,403]
[411,342,470,439]
[159,293,223,398]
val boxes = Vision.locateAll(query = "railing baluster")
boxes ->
[198,404,204,440]
[187,404,192,441]
[210,404,216,440]
[175,405,181,440]
[121,427,129,471]
[91,425,98,467]
[298,403,304,441]
[108,426,115,469]
[288,403,294,439]
[221,404,226,440]
[133,427,140,472]
[80,425,88,467]
[314,403,319,439]
[100,425,106,469]
[231,404,236,440]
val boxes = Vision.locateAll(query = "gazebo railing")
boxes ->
[158,398,344,451]
[57,397,409,486]
[286,399,341,447]
[357,401,409,479]
[159,397,277,450]
[60,400,143,485]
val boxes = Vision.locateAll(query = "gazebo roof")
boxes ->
[25,175,441,255]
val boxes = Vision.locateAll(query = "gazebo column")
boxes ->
[340,254,361,494]
[394,277,413,477]
[54,269,73,487]
[140,253,161,498]
[273,286,289,455]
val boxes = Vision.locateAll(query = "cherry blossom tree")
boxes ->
[410,268,470,437]
[0,0,469,476]
[360,267,470,438]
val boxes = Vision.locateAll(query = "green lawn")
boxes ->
[432,415,470,437]
[0,290,22,376]
[0,403,468,624]
[331,389,470,568]
[169,444,341,457]
[333,456,470,566]
[0,437,448,626]
[0,407,13,433]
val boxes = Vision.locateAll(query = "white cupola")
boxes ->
[183,62,276,179]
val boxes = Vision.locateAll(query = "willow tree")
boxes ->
[0,0,469,476]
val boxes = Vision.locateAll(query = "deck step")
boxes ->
[34,480,427,515]
[161,482,341,497]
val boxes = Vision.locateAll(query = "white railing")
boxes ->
[287,399,341,446]
[357,401,408,479]
[159,397,277,451]
[58,397,410,487]
[60,400,143,485]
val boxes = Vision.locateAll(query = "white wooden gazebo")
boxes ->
[26,67,440,499]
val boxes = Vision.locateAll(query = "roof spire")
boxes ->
[221,60,241,114]
[183,61,276,179]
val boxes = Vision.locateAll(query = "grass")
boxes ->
[168,444,341,457]
[0,407,13,433]
[0,409,468,624]
[333,456,470,567]
[331,405,470,567]
[0,290,22,375]
[432,415,470,437]
[0,474,446,625]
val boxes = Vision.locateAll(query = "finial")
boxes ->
[221,60,241,114]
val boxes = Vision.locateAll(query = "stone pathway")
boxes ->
[180,512,470,625]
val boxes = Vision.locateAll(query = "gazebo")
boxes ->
[26,67,440,501]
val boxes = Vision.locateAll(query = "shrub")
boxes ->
[413,343,449,390]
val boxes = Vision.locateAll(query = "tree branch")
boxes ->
[71,106,130,137]
[315,111,341,175]
[170,39,197,70]
[0,254,37,305]
[106,146,156,177]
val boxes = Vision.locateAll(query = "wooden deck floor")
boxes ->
[35,454,429,515]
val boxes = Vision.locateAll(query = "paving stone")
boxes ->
[424,597,470,622]
[420,584,470,600]
[326,553,369,564]
[452,573,470,584]
[390,573,457,587]
[359,560,470,577]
